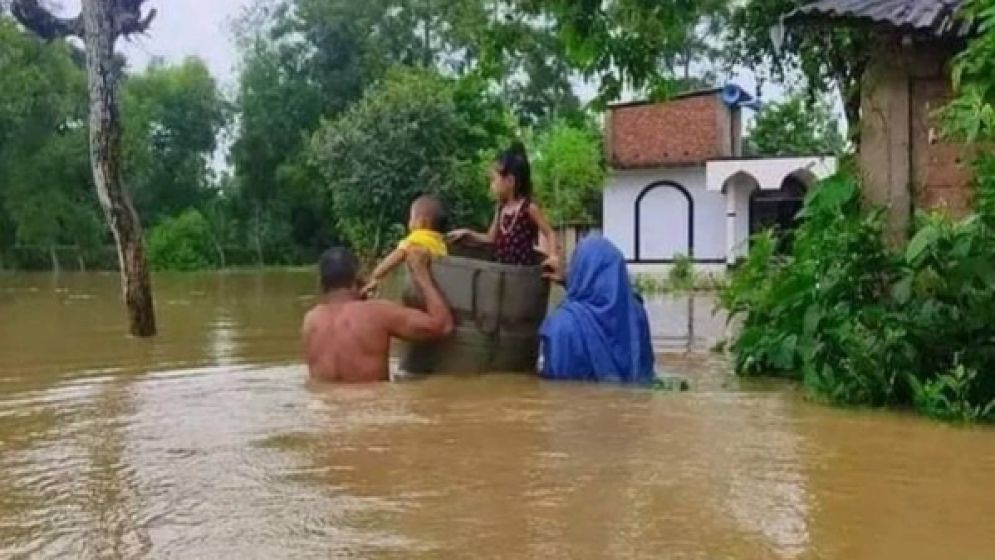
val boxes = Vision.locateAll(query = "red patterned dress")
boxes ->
[495,199,540,266]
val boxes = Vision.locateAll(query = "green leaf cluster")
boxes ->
[147,209,219,271]
[746,94,845,157]
[722,168,995,422]
[311,68,514,258]
[531,120,606,225]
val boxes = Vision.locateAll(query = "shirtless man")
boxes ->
[302,246,453,383]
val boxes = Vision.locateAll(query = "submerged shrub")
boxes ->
[668,254,694,291]
[908,364,995,423]
[724,2,995,421]
[147,209,217,271]
[721,169,995,421]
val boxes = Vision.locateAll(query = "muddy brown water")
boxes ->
[1,271,993,559]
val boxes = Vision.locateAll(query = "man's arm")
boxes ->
[380,249,453,341]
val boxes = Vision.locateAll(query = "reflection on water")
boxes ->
[1,271,994,559]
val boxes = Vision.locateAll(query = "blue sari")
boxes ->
[540,237,655,384]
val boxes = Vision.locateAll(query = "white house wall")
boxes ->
[733,182,752,260]
[603,167,727,263]
[705,156,837,191]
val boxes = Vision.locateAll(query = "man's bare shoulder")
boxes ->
[304,299,414,337]
[352,298,411,318]
[321,298,410,321]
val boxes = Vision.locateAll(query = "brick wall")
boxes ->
[605,91,736,169]
[911,75,973,217]
[860,37,973,244]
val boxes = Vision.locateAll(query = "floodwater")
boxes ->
[1,271,993,560]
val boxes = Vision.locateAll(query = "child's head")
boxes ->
[490,141,532,202]
[408,195,446,232]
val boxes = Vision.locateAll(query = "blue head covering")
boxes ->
[539,236,655,383]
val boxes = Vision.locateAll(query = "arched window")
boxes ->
[633,181,694,262]
[749,171,811,252]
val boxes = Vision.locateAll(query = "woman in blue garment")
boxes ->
[540,236,655,384]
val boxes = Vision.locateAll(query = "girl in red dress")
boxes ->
[448,142,562,274]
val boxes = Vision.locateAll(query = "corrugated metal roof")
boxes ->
[789,0,969,37]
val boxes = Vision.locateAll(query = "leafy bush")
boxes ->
[632,261,726,296]
[311,68,513,259]
[721,169,995,421]
[668,254,695,291]
[745,93,845,157]
[147,209,218,271]
[531,120,606,225]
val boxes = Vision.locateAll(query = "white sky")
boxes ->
[59,0,253,91]
[53,0,835,132]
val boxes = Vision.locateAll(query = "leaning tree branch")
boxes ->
[11,0,83,39]
[114,0,156,37]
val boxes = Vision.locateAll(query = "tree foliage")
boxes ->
[944,0,995,147]
[514,0,730,103]
[0,16,231,271]
[726,0,869,131]
[722,170,995,422]
[0,17,102,268]
[721,1,995,422]
[123,57,228,225]
[147,209,217,271]
[531,120,606,224]
[746,94,845,157]
[311,68,512,258]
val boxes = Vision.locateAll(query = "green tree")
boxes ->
[230,1,371,264]
[474,7,582,126]
[944,0,995,148]
[531,121,606,225]
[943,0,995,238]
[311,68,512,257]
[12,0,160,337]
[0,16,104,270]
[229,39,337,264]
[746,94,845,157]
[3,126,103,270]
[122,57,228,225]
[513,0,729,102]
[726,0,869,132]
[229,0,603,263]
[147,208,217,271]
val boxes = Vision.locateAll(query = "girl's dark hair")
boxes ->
[495,140,532,199]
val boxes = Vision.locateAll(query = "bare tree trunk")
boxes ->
[215,242,226,269]
[81,1,156,335]
[253,204,264,267]
[81,0,155,336]
[49,244,60,273]
[13,0,157,337]
[422,0,432,68]
[843,87,862,149]
[210,230,226,268]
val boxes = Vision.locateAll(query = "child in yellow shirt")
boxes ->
[362,195,447,297]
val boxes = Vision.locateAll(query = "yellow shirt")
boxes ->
[398,229,448,257]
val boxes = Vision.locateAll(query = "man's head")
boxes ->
[319,247,360,293]
[408,195,447,232]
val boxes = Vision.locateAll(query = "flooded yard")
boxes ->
[1,271,993,559]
